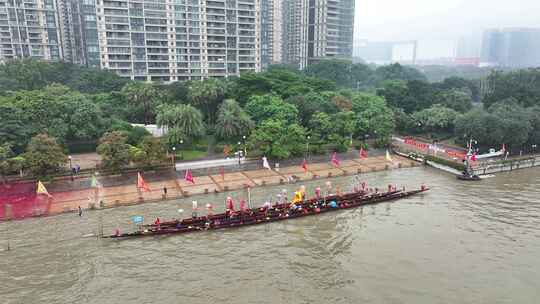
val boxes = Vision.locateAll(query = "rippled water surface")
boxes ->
[1,167,540,304]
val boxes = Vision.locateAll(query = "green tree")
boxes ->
[0,102,32,153]
[308,112,333,142]
[247,119,307,159]
[488,101,532,148]
[527,106,540,146]
[96,131,132,172]
[0,143,14,180]
[121,81,159,124]
[23,134,67,177]
[108,120,151,146]
[434,76,480,102]
[287,92,338,124]
[245,94,299,124]
[372,63,428,86]
[215,99,254,139]
[352,93,395,145]
[188,78,227,122]
[454,109,504,148]
[132,136,168,168]
[376,80,408,109]
[435,89,473,113]
[412,104,460,134]
[483,69,540,109]
[156,104,205,145]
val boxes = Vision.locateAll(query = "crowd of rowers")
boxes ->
[150,181,421,228]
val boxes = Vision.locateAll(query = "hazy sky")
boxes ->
[355,0,540,42]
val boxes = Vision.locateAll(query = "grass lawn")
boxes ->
[175,150,208,161]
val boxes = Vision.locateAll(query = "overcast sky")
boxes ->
[355,0,540,42]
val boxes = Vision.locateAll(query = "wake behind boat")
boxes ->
[106,184,429,239]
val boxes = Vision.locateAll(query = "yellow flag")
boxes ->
[36,181,52,197]
[386,150,393,162]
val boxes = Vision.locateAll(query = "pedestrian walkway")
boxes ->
[1,154,418,220]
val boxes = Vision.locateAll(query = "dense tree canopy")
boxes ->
[3,58,539,177]
[483,69,540,109]
[215,99,254,139]
[156,104,205,145]
[23,134,67,177]
[96,131,132,172]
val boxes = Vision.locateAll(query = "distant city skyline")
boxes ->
[354,0,540,59]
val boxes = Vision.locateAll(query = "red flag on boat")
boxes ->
[470,153,477,162]
[137,172,151,192]
[331,152,340,166]
[185,169,195,184]
[219,166,225,180]
[359,147,368,159]
[301,159,308,172]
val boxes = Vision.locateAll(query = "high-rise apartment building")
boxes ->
[481,28,540,68]
[0,0,63,61]
[260,0,282,69]
[282,0,354,69]
[0,0,261,81]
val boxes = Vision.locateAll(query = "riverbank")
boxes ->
[1,154,418,221]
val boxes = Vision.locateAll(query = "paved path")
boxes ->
[2,155,419,220]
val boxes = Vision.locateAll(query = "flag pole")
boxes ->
[247,186,252,209]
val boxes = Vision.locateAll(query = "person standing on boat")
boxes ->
[78,206,82,217]
[239,199,248,212]
[225,196,235,216]
[206,203,214,216]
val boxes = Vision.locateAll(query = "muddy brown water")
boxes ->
[1,167,540,304]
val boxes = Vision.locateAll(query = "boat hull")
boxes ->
[106,188,428,239]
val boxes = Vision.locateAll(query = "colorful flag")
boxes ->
[90,174,98,188]
[359,147,368,159]
[262,156,271,170]
[36,181,52,197]
[301,159,308,172]
[131,216,144,225]
[137,172,151,191]
[331,152,340,166]
[219,166,225,180]
[385,150,393,162]
[185,169,195,184]
[470,153,477,162]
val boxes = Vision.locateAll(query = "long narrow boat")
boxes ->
[142,189,371,230]
[106,187,429,239]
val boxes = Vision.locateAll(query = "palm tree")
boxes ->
[156,104,205,144]
[121,82,159,125]
[215,99,254,139]
[188,79,227,123]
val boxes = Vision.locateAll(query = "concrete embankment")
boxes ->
[2,155,419,220]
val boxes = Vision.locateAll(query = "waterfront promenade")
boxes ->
[1,154,417,220]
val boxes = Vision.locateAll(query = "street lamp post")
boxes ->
[237,141,242,166]
[306,136,311,160]
[172,146,176,170]
[179,139,184,160]
[242,135,247,157]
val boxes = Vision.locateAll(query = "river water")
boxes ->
[1,167,540,304]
